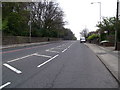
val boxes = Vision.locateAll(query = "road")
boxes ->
[1,41,118,88]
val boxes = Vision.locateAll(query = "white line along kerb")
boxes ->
[37,54,59,68]
[3,63,22,74]
[0,82,11,89]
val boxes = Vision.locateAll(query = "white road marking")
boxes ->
[3,63,22,74]
[50,48,55,50]
[54,47,63,49]
[68,43,74,48]
[62,48,68,53]
[46,50,59,53]
[57,45,62,47]
[7,53,37,63]
[37,54,59,68]
[68,44,72,49]
[62,43,74,53]
[0,82,11,89]
[34,53,52,58]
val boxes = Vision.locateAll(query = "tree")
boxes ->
[80,28,89,38]
[96,17,117,42]
[2,2,30,36]
[2,1,76,40]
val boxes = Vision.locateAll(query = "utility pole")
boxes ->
[28,5,32,43]
[115,0,119,50]
[29,11,32,43]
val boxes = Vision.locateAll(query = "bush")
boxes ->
[87,34,99,40]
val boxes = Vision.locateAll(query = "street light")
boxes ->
[91,2,102,43]
[91,2,101,24]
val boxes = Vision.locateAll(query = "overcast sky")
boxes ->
[56,0,117,40]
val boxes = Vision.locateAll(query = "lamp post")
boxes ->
[91,2,102,43]
[91,2,101,24]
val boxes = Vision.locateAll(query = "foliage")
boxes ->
[96,17,120,42]
[87,34,99,40]
[96,17,116,35]
[2,1,76,40]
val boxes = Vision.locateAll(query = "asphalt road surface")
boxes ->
[1,41,118,88]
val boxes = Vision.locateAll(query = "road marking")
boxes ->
[7,53,37,63]
[68,44,72,49]
[1,45,47,54]
[34,53,52,58]
[62,43,74,53]
[68,43,74,48]
[0,82,11,89]
[50,48,55,50]
[37,54,59,68]
[3,63,22,74]
[46,50,59,53]
[54,47,63,49]
[62,48,68,53]
[57,45,62,47]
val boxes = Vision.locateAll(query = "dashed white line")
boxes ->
[0,82,11,89]
[3,63,22,74]
[34,53,52,58]
[62,48,68,53]
[37,54,59,68]
[7,53,37,63]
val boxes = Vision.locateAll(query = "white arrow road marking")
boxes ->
[3,63,22,74]
[37,54,59,68]
[0,82,11,89]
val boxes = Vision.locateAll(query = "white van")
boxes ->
[80,37,86,43]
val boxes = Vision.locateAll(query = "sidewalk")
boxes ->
[84,43,119,83]
[0,41,51,49]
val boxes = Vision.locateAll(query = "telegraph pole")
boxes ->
[115,0,119,50]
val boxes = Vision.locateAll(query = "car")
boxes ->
[80,37,86,43]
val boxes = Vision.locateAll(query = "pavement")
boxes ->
[0,41,61,49]
[1,41,118,88]
[84,43,119,83]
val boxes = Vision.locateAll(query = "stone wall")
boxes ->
[2,36,62,45]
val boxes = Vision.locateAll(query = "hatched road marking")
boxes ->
[34,53,52,58]
[37,54,59,68]
[46,50,59,53]
[7,53,37,63]
[0,82,11,89]
[3,63,22,74]
[62,48,68,53]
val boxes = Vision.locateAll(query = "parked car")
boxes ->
[80,37,86,43]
